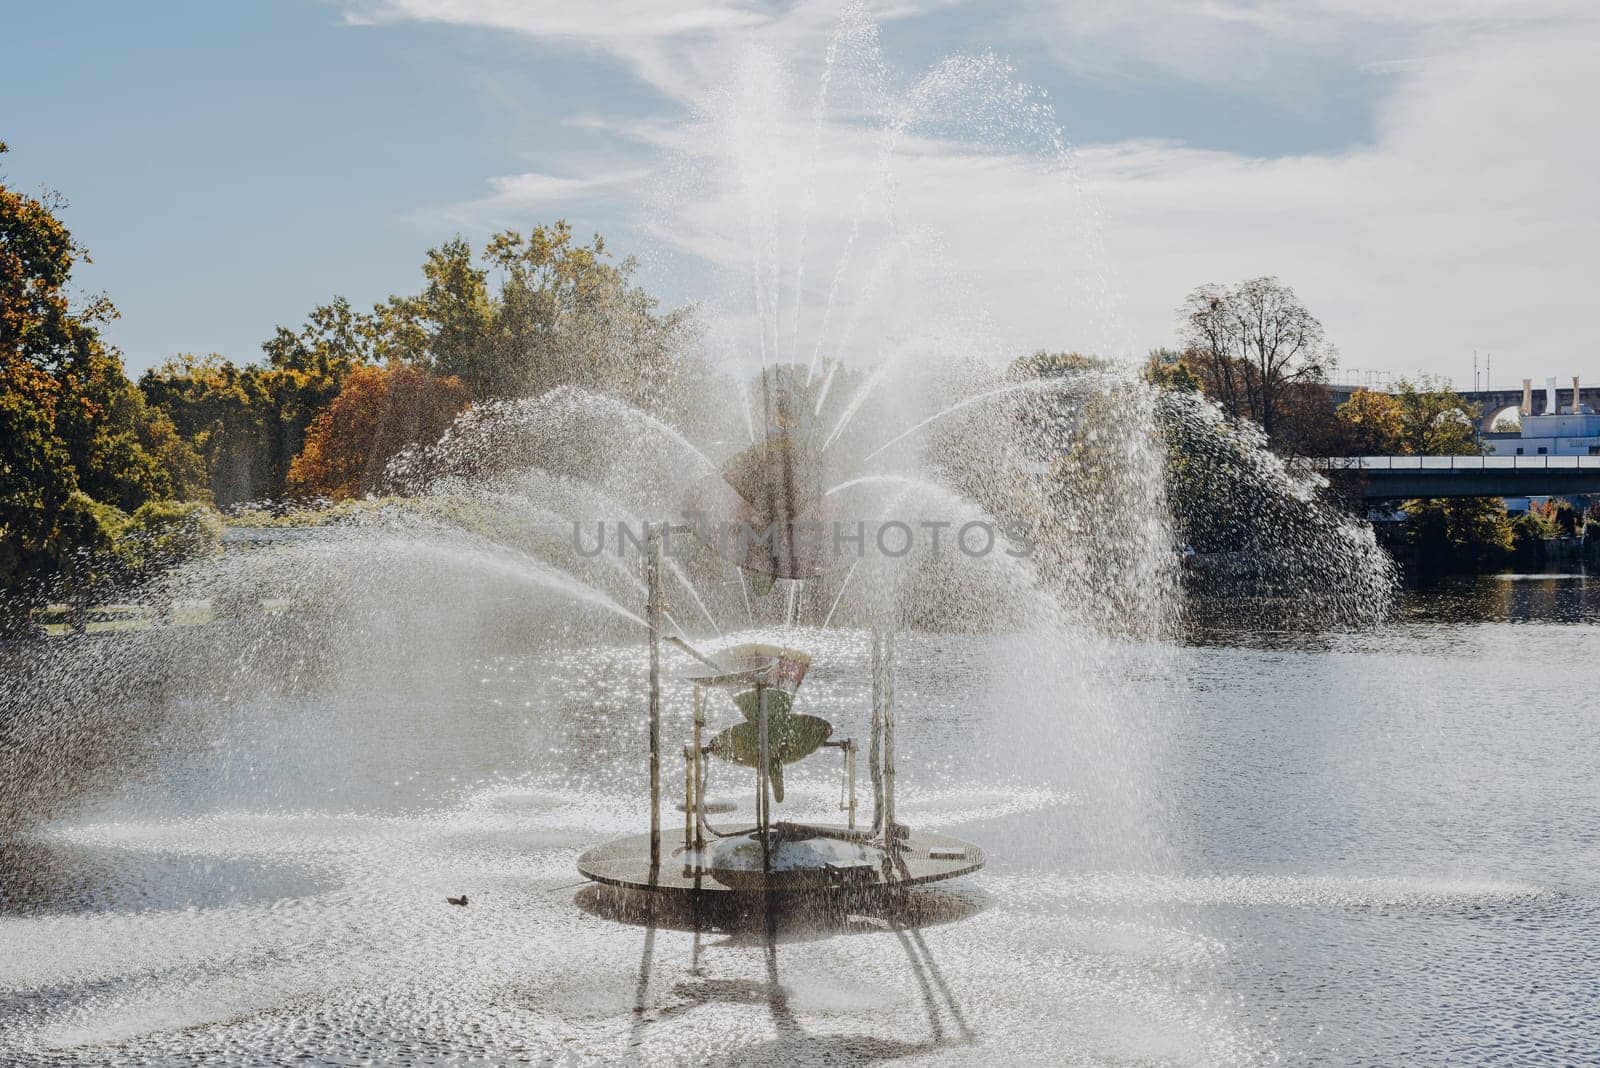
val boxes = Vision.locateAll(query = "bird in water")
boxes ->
[446,895,468,907]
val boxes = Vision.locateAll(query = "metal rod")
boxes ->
[847,740,857,830]
[692,687,705,852]
[882,626,897,851]
[869,629,884,835]
[756,680,771,869]
[665,633,723,674]
[647,526,664,873]
[683,744,694,853]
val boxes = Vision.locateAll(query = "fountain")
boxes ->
[0,4,1403,1062]
[575,370,986,901]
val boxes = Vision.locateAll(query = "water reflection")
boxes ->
[1186,567,1597,651]
[576,883,983,1063]
[0,838,328,918]
[1403,569,1598,626]
[3,583,1598,1063]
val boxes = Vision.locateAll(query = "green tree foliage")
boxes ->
[1530,497,1579,537]
[142,222,697,506]
[1403,497,1513,572]
[1336,377,1480,456]
[139,353,345,507]
[1,141,199,598]
[1509,508,1558,566]
[118,499,223,579]
[1143,348,1200,393]
[385,224,692,405]
[1392,376,1479,455]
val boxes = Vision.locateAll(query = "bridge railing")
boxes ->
[1310,455,1600,472]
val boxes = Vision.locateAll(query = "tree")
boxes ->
[140,351,351,506]
[1179,276,1333,443]
[1337,389,1405,454]
[1404,496,1512,572]
[1,141,191,599]
[142,222,695,507]
[1531,498,1579,538]
[400,223,692,405]
[1337,378,1480,456]
[287,364,470,500]
[1143,348,1200,393]
[1510,508,1558,565]
[1267,381,1350,458]
[119,499,223,579]
[1392,376,1479,455]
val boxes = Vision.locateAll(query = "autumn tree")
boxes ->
[1336,388,1405,454]
[1392,376,1478,455]
[140,347,353,506]
[287,364,470,500]
[1143,348,1200,393]
[1179,276,1333,443]
[1,141,203,599]
[1336,378,1480,457]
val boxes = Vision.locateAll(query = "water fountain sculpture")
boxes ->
[576,370,985,900]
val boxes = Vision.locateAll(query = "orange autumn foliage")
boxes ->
[286,364,469,500]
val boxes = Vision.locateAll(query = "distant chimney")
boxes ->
[1521,378,1533,416]
[1546,377,1558,416]
[1573,376,1582,414]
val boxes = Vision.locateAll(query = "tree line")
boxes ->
[1,141,696,614]
[2,133,1553,618]
[1150,275,1588,574]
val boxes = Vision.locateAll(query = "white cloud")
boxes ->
[354,0,1600,383]
[1082,20,1600,380]
[345,0,771,39]
[1013,0,1596,94]
[482,169,651,205]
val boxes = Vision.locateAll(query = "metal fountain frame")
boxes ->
[652,525,890,869]
[576,523,982,898]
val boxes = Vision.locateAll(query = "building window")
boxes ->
[1590,446,1600,456]
[1538,447,1548,455]
[1516,448,1524,455]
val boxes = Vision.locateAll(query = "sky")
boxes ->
[3,0,1597,388]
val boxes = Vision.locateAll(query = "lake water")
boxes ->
[1,573,1596,1065]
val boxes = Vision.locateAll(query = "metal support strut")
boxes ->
[881,627,896,853]
[870,625,898,850]
[646,526,664,874]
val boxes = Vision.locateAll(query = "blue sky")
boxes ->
[3,1,1596,385]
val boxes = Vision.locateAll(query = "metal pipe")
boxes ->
[692,686,705,852]
[847,740,857,830]
[665,633,723,674]
[683,744,695,853]
[869,629,885,835]
[882,626,897,850]
[647,526,664,873]
[823,739,856,827]
[756,680,771,869]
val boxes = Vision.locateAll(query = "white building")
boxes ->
[1484,375,1600,457]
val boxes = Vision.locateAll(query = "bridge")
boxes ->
[1322,383,1600,433]
[1309,455,1600,499]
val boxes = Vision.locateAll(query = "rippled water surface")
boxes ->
[2,574,1598,1065]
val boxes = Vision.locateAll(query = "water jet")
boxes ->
[577,370,986,904]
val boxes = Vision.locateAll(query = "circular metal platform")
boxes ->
[577,826,984,897]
